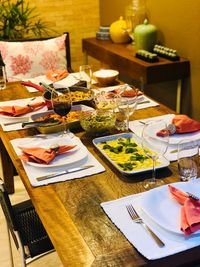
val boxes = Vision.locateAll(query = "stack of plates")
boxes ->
[96,26,110,41]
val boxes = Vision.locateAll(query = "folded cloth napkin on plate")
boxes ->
[46,69,69,82]
[157,114,200,137]
[18,145,76,164]
[168,185,200,236]
[21,81,45,92]
[0,102,46,117]
[109,87,143,97]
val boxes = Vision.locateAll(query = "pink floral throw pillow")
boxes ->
[0,34,67,81]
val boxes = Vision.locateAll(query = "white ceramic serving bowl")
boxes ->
[93,69,119,86]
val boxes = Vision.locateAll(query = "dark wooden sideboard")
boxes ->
[82,37,190,113]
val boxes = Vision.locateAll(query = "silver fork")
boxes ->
[126,204,165,247]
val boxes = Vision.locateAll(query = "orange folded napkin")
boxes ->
[46,69,69,82]
[111,87,143,97]
[0,102,46,117]
[157,114,200,137]
[168,185,200,236]
[19,145,76,164]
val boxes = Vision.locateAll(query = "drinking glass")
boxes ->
[178,140,199,181]
[0,66,6,90]
[79,65,92,89]
[141,120,169,189]
[51,88,72,136]
[115,87,138,132]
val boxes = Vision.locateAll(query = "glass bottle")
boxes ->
[125,0,147,44]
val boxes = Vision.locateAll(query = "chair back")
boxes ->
[0,178,19,248]
[0,32,72,81]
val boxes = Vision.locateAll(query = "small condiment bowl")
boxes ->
[93,69,119,86]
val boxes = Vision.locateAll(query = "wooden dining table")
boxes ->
[1,82,200,267]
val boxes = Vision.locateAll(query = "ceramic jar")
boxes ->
[134,19,157,51]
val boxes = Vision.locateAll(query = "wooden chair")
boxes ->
[0,178,54,267]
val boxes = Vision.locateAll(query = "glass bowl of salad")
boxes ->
[80,109,116,136]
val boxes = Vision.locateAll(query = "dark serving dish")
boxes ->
[43,86,94,108]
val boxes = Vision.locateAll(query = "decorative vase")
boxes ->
[109,16,130,44]
[134,19,157,51]
[125,0,147,44]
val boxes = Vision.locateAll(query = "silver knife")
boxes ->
[3,119,29,126]
[36,165,94,182]
[137,100,151,105]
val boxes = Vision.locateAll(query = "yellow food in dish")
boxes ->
[70,90,93,102]
[97,137,161,172]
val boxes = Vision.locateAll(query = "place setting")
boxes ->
[129,113,200,161]
[10,134,105,187]
[101,179,200,260]
[0,96,48,131]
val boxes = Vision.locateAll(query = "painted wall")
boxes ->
[100,0,200,119]
[31,0,100,71]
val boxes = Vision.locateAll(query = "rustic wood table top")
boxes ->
[0,82,199,267]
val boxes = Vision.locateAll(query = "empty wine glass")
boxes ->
[115,86,138,132]
[51,88,72,136]
[141,120,169,189]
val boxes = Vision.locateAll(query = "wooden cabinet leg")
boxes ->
[0,139,14,194]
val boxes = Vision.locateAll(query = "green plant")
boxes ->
[0,0,53,40]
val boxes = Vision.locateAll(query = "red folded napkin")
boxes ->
[157,114,200,137]
[168,185,200,236]
[0,102,46,117]
[19,145,76,164]
[111,87,143,97]
[20,81,45,92]
[46,69,69,82]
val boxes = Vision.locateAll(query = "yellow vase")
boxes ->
[109,16,130,44]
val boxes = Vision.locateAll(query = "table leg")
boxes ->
[0,139,14,194]
[83,51,88,65]
[176,79,182,113]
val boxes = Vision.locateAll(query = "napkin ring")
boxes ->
[167,124,176,134]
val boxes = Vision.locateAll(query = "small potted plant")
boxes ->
[0,0,53,40]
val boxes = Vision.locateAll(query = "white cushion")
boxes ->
[0,34,67,81]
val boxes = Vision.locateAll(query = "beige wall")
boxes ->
[31,0,100,71]
[100,0,200,119]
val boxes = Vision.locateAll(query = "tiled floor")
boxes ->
[0,163,63,267]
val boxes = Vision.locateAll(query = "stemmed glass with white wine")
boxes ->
[51,87,72,136]
[141,120,169,189]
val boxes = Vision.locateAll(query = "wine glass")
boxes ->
[115,86,138,132]
[141,120,169,189]
[51,88,72,136]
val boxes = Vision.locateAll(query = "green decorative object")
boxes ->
[134,19,157,51]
